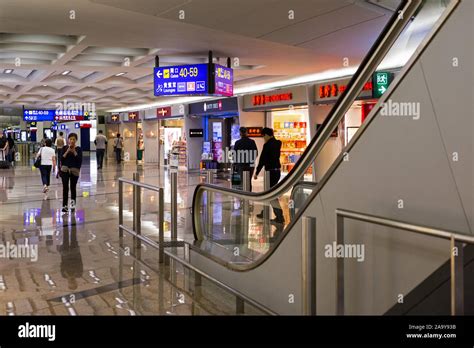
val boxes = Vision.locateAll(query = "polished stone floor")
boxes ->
[0,154,269,315]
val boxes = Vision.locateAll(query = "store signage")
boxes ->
[189,97,238,116]
[243,86,307,111]
[246,127,264,137]
[109,114,120,123]
[372,71,393,98]
[128,112,138,121]
[204,100,222,112]
[156,107,172,118]
[154,63,233,97]
[314,78,374,103]
[189,129,204,137]
[214,64,233,97]
[252,93,293,106]
[318,81,372,99]
[75,123,80,129]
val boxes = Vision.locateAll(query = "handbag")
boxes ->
[34,148,42,168]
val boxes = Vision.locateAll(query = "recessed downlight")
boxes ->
[115,72,126,76]
[4,69,14,74]
[61,70,71,75]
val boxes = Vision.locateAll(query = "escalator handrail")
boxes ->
[189,0,461,272]
[193,0,422,240]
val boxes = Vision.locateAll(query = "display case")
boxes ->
[273,120,311,174]
[170,139,187,169]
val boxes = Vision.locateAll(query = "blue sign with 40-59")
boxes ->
[154,64,209,96]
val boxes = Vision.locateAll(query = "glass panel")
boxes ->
[194,0,449,268]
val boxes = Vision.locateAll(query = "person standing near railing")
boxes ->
[234,127,258,192]
[254,127,284,224]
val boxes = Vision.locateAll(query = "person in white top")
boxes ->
[36,138,57,193]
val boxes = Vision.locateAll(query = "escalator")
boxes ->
[187,0,473,315]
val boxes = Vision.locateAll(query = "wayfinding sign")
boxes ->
[372,71,393,98]
[154,63,233,97]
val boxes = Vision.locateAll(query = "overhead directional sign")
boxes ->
[214,64,233,97]
[23,109,55,121]
[154,64,209,96]
[24,109,88,121]
[372,71,393,98]
[154,63,233,97]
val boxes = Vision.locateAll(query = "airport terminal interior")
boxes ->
[0,0,472,325]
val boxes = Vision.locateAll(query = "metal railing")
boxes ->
[117,172,278,315]
[193,0,423,241]
[335,208,474,316]
[119,173,166,262]
[290,181,318,219]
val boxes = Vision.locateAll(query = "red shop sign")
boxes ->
[252,93,293,106]
[156,107,171,118]
[319,81,373,99]
[128,112,138,121]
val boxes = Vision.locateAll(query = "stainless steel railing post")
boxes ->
[263,171,271,234]
[243,171,250,192]
[133,172,141,249]
[301,216,317,315]
[451,236,464,315]
[118,179,123,238]
[335,213,344,315]
[206,170,213,238]
[158,187,165,264]
[241,171,250,244]
[170,171,178,241]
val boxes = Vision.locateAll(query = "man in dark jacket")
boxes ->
[233,127,258,191]
[254,127,284,224]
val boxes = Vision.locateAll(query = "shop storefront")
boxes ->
[243,86,311,176]
[188,97,239,171]
[310,70,396,181]
[313,77,377,146]
[156,105,186,168]
[119,111,140,161]
[106,114,120,159]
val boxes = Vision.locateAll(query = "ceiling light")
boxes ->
[43,85,48,87]
[115,72,126,77]
[61,70,71,75]
[4,69,13,74]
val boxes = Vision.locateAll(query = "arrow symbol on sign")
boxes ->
[156,70,162,78]
[378,86,386,94]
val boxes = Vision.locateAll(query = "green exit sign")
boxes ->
[372,71,393,98]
